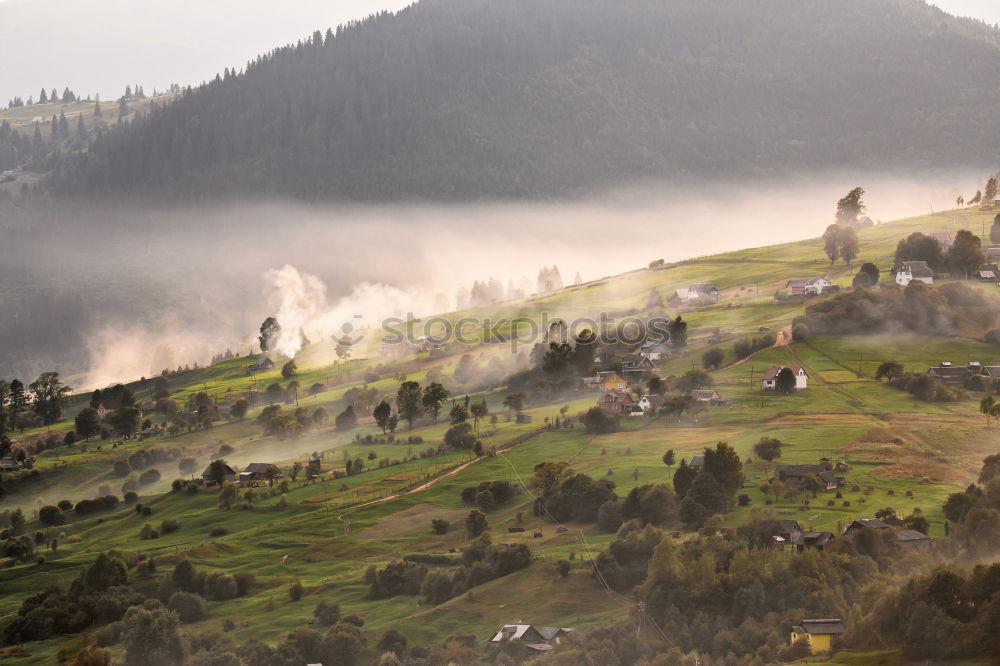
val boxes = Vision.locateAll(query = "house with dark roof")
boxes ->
[639,341,672,361]
[596,391,636,415]
[895,261,934,286]
[637,394,665,412]
[95,396,124,421]
[762,366,808,390]
[791,531,834,552]
[786,277,832,297]
[689,455,704,471]
[686,283,720,302]
[981,366,1000,378]
[690,389,722,403]
[620,355,657,376]
[239,462,282,487]
[201,463,236,486]
[488,624,574,654]
[927,364,971,385]
[896,529,933,552]
[790,619,844,654]
[844,518,891,538]
[245,356,275,374]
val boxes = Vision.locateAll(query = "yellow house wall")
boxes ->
[790,631,833,654]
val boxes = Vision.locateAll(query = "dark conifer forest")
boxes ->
[20,0,1000,202]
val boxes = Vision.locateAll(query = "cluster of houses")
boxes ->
[774,517,933,555]
[488,624,574,654]
[200,461,283,488]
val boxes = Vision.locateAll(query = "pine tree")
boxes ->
[38,88,48,104]
[94,98,102,117]
[50,88,58,103]
[50,114,58,139]
[76,113,86,139]
[58,111,69,138]
[986,176,998,206]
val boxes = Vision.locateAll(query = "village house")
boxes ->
[895,260,934,286]
[844,518,891,538]
[245,356,275,375]
[927,363,971,385]
[790,619,844,655]
[95,396,124,421]
[896,529,934,552]
[639,341,672,361]
[515,413,533,424]
[597,372,629,393]
[689,455,704,472]
[785,277,832,297]
[201,462,237,486]
[620,355,657,377]
[690,389,722,403]
[596,391,636,415]
[980,365,1000,378]
[637,394,665,413]
[239,462,282,487]
[927,232,954,250]
[773,462,845,489]
[791,531,835,552]
[686,283,719,302]
[488,624,575,654]
[976,266,998,281]
[761,366,808,390]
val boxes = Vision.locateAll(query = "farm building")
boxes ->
[791,531,835,552]
[790,619,844,654]
[927,364,971,385]
[245,356,275,374]
[895,261,934,286]
[201,463,236,486]
[239,462,282,487]
[896,529,933,552]
[785,277,832,296]
[690,389,722,403]
[638,341,672,360]
[762,366,808,390]
[596,391,636,415]
[844,518,891,538]
[637,394,665,412]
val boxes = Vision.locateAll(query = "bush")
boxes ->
[582,407,618,434]
[737,493,751,506]
[431,519,450,535]
[289,581,304,601]
[57,499,73,511]
[233,572,255,596]
[139,524,159,540]
[167,591,206,623]
[313,600,341,626]
[138,468,161,486]
[124,491,139,504]
[205,571,238,600]
[597,499,625,533]
[557,560,571,578]
[160,519,180,534]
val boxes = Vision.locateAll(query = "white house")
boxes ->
[786,277,832,297]
[637,394,665,412]
[639,341,671,361]
[895,261,934,286]
[762,365,808,390]
[686,283,719,302]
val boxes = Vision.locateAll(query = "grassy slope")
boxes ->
[3,204,1000,662]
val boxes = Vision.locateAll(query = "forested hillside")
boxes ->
[31,0,1000,201]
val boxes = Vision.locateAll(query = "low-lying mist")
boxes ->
[0,171,982,386]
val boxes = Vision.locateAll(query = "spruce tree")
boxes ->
[38,88,47,104]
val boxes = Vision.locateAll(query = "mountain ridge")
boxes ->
[39,0,1000,202]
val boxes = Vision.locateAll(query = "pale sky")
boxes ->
[1,0,998,106]
[0,0,412,104]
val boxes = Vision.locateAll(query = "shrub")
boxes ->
[557,560,571,578]
[597,499,625,533]
[431,519,450,535]
[205,571,238,600]
[160,519,180,534]
[233,572,255,596]
[139,524,159,540]
[313,600,341,626]
[167,591,206,623]
[124,491,138,504]
[737,494,751,506]
[57,500,73,511]
[289,582,304,601]
[138,469,161,486]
